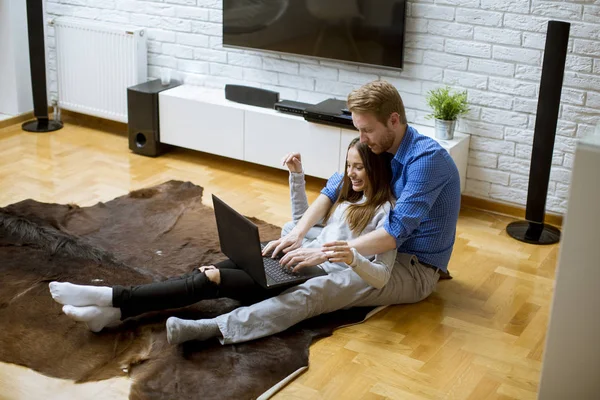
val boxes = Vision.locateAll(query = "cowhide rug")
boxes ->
[0,180,377,399]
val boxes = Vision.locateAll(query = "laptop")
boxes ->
[212,194,328,289]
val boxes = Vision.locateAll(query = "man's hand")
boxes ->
[280,247,328,273]
[282,152,302,173]
[321,241,354,265]
[262,230,303,258]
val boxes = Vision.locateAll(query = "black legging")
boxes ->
[112,259,280,320]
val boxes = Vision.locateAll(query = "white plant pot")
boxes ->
[434,119,456,140]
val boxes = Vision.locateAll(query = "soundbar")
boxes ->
[224,84,279,109]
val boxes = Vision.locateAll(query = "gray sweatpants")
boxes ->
[214,223,439,344]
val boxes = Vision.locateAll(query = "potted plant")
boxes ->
[425,86,469,140]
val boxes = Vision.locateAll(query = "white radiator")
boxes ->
[53,17,147,123]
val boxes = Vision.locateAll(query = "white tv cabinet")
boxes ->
[158,85,470,192]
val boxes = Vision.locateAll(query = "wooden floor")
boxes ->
[0,114,557,400]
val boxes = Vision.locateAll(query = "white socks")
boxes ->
[166,317,221,345]
[50,282,221,342]
[49,282,113,307]
[50,281,116,332]
[62,305,121,332]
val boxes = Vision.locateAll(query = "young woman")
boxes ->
[49,138,397,335]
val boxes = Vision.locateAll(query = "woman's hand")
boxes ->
[198,265,216,273]
[280,248,328,273]
[281,152,303,173]
[321,241,355,265]
[262,230,303,258]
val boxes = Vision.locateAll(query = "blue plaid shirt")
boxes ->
[321,125,461,272]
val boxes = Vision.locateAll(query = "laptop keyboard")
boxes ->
[260,243,300,283]
[263,256,300,283]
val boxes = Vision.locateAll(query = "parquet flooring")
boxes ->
[0,114,558,399]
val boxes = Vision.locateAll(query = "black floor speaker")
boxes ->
[22,0,62,133]
[127,79,181,157]
[506,20,570,245]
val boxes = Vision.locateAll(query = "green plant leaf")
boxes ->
[425,86,470,121]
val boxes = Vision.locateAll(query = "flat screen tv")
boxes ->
[223,0,407,70]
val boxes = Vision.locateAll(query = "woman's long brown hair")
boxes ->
[322,138,394,235]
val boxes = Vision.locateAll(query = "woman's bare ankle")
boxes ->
[205,269,221,285]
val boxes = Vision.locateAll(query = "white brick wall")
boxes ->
[44,0,600,214]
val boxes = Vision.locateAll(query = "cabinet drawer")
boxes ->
[244,112,341,180]
[159,94,244,160]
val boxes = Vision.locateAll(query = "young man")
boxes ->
[270,79,461,292]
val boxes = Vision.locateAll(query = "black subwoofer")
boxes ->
[127,79,180,157]
[506,20,570,245]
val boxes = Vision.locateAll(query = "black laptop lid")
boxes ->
[212,195,267,287]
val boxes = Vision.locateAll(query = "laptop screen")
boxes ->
[212,195,267,286]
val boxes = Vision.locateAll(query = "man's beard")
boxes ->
[379,129,396,154]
